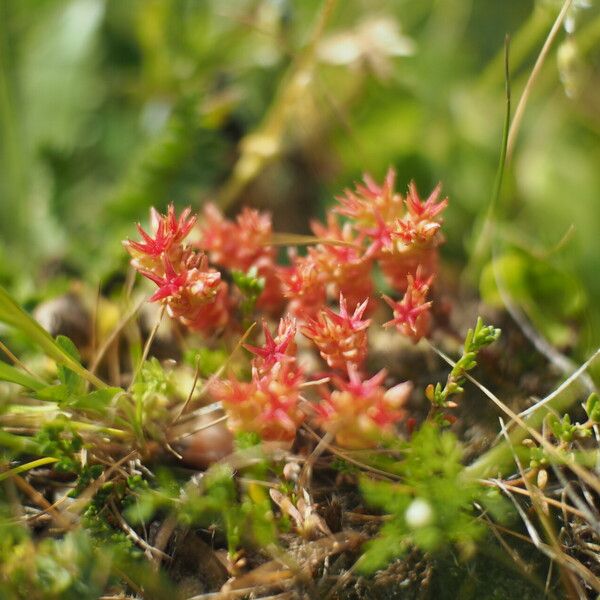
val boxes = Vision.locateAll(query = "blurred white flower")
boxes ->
[405,498,434,529]
[318,16,415,79]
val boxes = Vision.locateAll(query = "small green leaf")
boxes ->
[69,387,122,413]
[56,335,86,394]
[37,384,71,402]
[586,393,600,422]
[0,360,45,391]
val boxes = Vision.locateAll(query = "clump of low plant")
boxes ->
[0,169,525,597]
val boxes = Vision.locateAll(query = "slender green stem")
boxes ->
[69,421,131,440]
[478,7,553,91]
[217,0,338,210]
[0,456,58,482]
[465,36,512,280]
[506,0,573,163]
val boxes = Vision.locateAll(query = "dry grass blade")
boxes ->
[186,586,296,600]
[506,0,574,162]
[481,514,552,598]
[171,353,202,425]
[499,418,585,597]
[128,304,165,392]
[173,414,228,442]
[429,342,600,494]
[301,424,403,481]
[495,418,543,545]
[207,531,365,600]
[298,429,335,489]
[551,463,600,536]
[519,347,600,417]
[0,338,44,385]
[469,370,600,496]
[109,498,171,562]
[90,295,146,375]
[494,477,600,593]
[481,479,586,519]
[13,474,73,531]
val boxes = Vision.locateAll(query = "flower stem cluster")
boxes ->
[212,318,304,442]
[123,168,462,449]
[281,169,446,331]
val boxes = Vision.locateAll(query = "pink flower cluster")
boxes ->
[382,267,433,343]
[283,168,446,325]
[212,319,304,442]
[301,294,370,371]
[315,368,412,449]
[336,169,446,291]
[123,206,228,332]
[124,168,448,447]
[198,204,285,314]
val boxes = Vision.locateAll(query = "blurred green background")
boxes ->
[1,0,599,358]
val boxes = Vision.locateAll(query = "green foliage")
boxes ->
[184,346,229,377]
[0,287,107,389]
[0,530,112,600]
[1,0,599,357]
[0,429,40,456]
[585,392,600,423]
[527,444,549,471]
[0,1,599,595]
[0,484,175,598]
[331,457,360,476]
[69,464,104,498]
[358,423,506,573]
[132,356,173,398]
[0,360,44,391]
[426,317,500,411]
[55,335,85,393]
[34,336,121,415]
[548,413,591,443]
[232,267,265,324]
[34,418,83,473]
[82,501,141,562]
[235,430,262,450]
[480,250,587,348]
[129,461,276,555]
[36,384,121,415]
[129,357,173,441]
